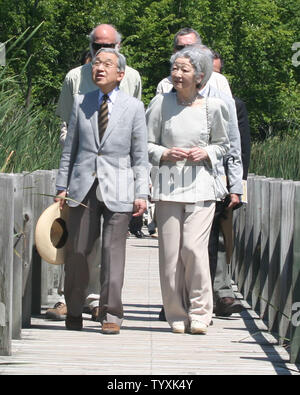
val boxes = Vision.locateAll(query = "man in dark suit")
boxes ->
[55,48,149,334]
[212,95,251,316]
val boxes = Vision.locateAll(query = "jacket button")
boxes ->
[92,172,96,177]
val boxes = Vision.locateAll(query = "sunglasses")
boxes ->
[174,44,194,51]
[174,44,186,51]
[92,42,116,51]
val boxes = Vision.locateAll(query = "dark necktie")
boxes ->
[98,94,109,142]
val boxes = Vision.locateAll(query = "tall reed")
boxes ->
[249,134,300,181]
[0,69,61,173]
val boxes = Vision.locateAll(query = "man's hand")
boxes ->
[132,199,147,217]
[54,190,67,210]
[227,193,240,209]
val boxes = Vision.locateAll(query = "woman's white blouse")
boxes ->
[146,92,230,202]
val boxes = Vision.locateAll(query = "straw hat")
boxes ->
[35,202,69,265]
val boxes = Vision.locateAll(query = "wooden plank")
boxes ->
[242,174,254,302]
[251,176,265,313]
[12,174,24,339]
[290,182,300,363]
[0,174,14,355]
[278,181,295,345]
[22,172,36,328]
[236,204,246,287]
[268,180,282,335]
[260,178,274,325]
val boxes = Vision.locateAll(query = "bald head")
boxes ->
[89,24,122,56]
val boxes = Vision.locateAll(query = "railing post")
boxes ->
[268,179,282,336]
[0,174,14,355]
[12,173,24,340]
[260,178,274,325]
[290,181,300,363]
[278,181,295,345]
[251,176,265,314]
[242,174,254,303]
[22,172,36,328]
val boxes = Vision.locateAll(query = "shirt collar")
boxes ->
[198,84,209,97]
[98,86,119,104]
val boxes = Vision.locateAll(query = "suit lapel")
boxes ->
[84,90,101,147]
[100,90,129,147]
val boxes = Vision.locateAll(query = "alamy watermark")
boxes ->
[0,42,5,66]
[292,302,300,327]
[292,42,300,67]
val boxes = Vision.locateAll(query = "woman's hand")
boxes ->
[54,190,67,210]
[161,147,189,162]
[187,147,208,162]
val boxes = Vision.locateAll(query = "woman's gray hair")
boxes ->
[93,48,126,72]
[170,45,213,89]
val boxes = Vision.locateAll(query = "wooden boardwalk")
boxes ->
[0,233,299,376]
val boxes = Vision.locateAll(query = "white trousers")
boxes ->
[156,200,215,327]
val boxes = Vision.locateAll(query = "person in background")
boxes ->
[156,28,232,97]
[208,50,251,316]
[57,23,142,146]
[212,50,224,74]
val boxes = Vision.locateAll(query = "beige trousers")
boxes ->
[156,200,215,327]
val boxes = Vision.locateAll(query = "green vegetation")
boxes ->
[249,134,300,181]
[0,68,61,173]
[0,0,299,177]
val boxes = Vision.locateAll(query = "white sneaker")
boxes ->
[190,321,208,334]
[171,321,185,334]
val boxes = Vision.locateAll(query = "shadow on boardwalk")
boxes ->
[0,234,299,375]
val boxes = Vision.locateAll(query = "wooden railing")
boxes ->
[0,170,58,355]
[231,174,300,364]
[0,171,299,364]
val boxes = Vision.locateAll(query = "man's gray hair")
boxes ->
[173,28,202,47]
[170,45,213,89]
[94,48,126,72]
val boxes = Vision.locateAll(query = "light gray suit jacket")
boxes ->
[56,89,149,212]
[205,85,243,195]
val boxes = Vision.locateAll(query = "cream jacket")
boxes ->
[146,93,230,202]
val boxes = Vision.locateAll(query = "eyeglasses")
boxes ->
[92,42,116,51]
[92,59,117,68]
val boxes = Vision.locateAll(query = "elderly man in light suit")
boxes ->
[55,48,148,334]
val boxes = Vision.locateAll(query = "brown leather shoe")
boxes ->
[215,297,244,317]
[102,322,120,334]
[65,315,83,331]
[91,307,100,322]
[45,302,67,321]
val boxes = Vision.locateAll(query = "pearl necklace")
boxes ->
[177,92,201,106]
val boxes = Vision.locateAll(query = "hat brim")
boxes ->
[35,202,69,265]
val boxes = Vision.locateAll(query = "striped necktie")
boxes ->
[98,94,109,142]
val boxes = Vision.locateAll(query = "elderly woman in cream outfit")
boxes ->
[146,47,230,334]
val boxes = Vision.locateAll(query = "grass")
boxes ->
[249,133,300,181]
[0,69,61,173]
